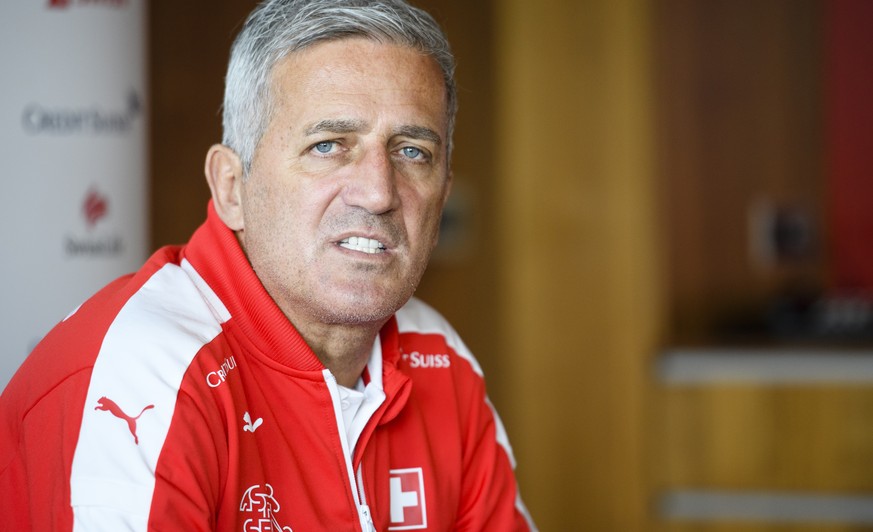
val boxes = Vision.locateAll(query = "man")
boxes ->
[0,0,535,530]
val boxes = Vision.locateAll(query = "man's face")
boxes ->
[237,38,451,327]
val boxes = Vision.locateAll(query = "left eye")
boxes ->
[313,141,335,154]
[400,146,423,159]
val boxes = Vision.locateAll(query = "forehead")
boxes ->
[268,38,448,130]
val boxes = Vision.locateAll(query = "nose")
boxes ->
[342,147,399,214]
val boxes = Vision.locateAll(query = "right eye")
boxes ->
[313,141,336,154]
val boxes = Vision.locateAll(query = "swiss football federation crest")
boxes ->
[240,483,293,532]
[388,468,427,530]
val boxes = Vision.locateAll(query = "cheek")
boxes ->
[246,176,319,228]
[241,180,298,253]
[406,191,446,247]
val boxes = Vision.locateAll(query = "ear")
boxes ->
[441,168,454,208]
[204,144,245,231]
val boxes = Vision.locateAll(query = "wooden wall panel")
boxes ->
[496,0,662,528]
[650,380,873,532]
[658,524,872,532]
[652,385,873,491]
[647,3,873,531]
[825,0,873,293]
[654,0,825,343]
[149,1,258,250]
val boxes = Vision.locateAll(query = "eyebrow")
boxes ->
[304,118,366,136]
[303,119,442,146]
[392,125,442,146]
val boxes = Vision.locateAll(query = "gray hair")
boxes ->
[222,0,457,175]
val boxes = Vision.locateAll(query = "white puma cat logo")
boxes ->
[243,411,263,433]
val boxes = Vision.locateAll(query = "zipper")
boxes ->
[323,370,376,532]
[359,504,376,532]
[357,464,376,531]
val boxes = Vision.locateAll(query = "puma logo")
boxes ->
[243,411,263,433]
[95,397,154,444]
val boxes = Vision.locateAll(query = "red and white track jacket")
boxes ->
[0,202,535,531]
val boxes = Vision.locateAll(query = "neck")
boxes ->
[294,319,385,387]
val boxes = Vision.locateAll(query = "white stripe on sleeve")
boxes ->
[70,260,228,531]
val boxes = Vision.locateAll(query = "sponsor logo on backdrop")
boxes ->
[49,0,129,9]
[83,188,108,228]
[22,90,142,136]
[65,186,124,257]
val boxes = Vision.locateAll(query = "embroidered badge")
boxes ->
[240,483,293,532]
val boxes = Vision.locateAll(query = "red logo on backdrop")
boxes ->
[388,468,427,530]
[83,188,108,228]
[48,0,129,8]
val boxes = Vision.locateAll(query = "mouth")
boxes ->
[338,236,387,254]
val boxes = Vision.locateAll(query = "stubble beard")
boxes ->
[299,256,429,326]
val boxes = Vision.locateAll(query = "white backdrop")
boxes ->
[0,0,147,390]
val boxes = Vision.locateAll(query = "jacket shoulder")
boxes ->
[395,297,453,333]
[395,297,484,377]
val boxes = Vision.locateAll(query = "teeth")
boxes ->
[339,236,386,254]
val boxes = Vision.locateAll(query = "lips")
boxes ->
[338,236,387,254]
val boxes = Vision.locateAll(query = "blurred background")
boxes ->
[4,0,873,530]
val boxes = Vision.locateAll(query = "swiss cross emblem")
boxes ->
[388,467,427,530]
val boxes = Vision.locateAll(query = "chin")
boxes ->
[317,304,401,326]
[315,290,412,326]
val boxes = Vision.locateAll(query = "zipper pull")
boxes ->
[360,504,376,532]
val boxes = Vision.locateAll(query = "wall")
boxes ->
[150,1,256,248]
[826,0,873,294]
[655,0,825,345]
[495,0,661,528]
[650,2,873,531]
